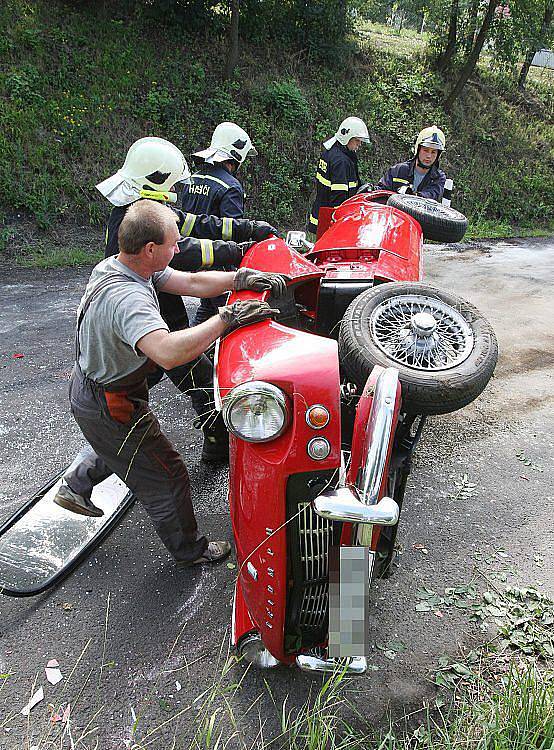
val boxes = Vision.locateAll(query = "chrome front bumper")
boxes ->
[296,653,368,674]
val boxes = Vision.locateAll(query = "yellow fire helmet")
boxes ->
[96,137,191,206]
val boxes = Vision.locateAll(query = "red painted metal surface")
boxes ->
[309,197,423,283]
[217,322,341,663]
[219,191,417,663]
[343,367,402,549]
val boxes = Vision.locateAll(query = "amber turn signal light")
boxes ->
[306,405,330,429]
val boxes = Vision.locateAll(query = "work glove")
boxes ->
[356,182,374,194]
[248,221,279,242]
[233,267,288,297]
[219,300,280,332]
[398,184,414,195]
[226,241,256,266]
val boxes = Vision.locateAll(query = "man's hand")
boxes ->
[234,267,288,297]
[249,221,279,242]
[219,300,279,331]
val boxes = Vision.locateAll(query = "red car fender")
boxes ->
[341,366,402,548]
[217,321,341,663]
[310,192,424,283]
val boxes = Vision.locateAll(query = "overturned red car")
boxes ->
[215,190,498,673]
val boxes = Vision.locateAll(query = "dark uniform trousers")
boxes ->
[68,364,207,563]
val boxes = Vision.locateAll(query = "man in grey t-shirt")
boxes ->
[54,200,285,567]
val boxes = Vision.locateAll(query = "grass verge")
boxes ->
[18,246,103,268]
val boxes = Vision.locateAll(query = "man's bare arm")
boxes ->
[158,269,236,298]
[137,316,227,371]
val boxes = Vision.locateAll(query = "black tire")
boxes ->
[387,193,468,243]
[339,282,498,416]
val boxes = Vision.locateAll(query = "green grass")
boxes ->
[466,219,554,240]
[18,246,103,268]
[357,20,427,57]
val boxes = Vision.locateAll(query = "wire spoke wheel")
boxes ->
[339,282,498,415]
[370,294,474,371]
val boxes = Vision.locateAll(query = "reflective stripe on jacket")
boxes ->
[307,142,360,232]
[377,157,446,202]
[104,202,252,331]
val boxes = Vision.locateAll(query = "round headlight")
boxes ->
[223,381,289,443]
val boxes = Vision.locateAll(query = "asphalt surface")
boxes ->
[0,238,552,748]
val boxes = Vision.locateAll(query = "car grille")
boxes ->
[284,470,341,652]
[297,502,333,630]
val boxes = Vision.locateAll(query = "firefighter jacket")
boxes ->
[104,202,257,330]
[377,157,446,202]
[308,142,360,234]
[180,163,245,219]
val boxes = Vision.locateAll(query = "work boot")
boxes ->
[52,483,104,518]
[177,541,232,567]
[201,429,229,464]
[196,414,229,464]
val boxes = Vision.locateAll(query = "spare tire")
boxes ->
[339,282,498,415]
[387,194,468,243]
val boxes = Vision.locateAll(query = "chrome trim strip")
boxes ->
[359,368,399,506]
[213,338,222,411]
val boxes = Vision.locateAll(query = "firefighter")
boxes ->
[96,137,277,463]
[307,117,370,240]
[181,122,257,325]
[377,126,447,201]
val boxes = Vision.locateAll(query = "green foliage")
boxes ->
[259,80,311,125]
[19,246,103,268]
[0,0,552,245]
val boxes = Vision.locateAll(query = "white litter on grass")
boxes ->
[21,686,44,716]
[175,681,182,691]
[45,659,63,685]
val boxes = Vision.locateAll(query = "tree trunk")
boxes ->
[436,0,460,72]
[518,0,554,89]
[464,0,479,56]
[224,0,240,80]
[444,0,497,109]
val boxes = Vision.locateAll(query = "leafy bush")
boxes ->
[0,0,552,240]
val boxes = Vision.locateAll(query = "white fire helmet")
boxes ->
[414,126,446,155]
[193,122,258,165]
[323,117,370,150]
[96,137,191,206]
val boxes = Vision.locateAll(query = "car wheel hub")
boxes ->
[370,294,474,371]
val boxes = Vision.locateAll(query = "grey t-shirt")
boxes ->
[77,256,172,384]
[413,168,425,193]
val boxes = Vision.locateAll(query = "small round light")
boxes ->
[306,405,330,429]
[307,437,331,461]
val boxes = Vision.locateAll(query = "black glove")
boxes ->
[219,300,280,331]
[233,267,288,297]
[356,183,374,194]
[226,241,256,266]
[249,221,279,242]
